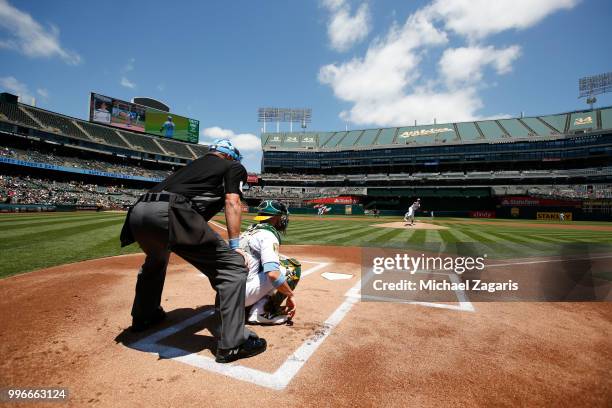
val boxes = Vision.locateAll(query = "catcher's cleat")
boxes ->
[131,306,166,332]
[247,312,290,325]
[215,335,267,364]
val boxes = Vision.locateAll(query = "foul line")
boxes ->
[485,254,612,268]
[129,219,476,389]
[129,262,357,390]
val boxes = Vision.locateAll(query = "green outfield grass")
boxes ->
[1,212,611,279]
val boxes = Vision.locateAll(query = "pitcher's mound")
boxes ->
[372,221,448,230]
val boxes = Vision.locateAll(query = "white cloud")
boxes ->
[120,76,136,89]
[424,0,579,41]
[322,0,371,52]
[439,45,521,87]
[0,0,81,64]
[319,0,576,126]
[201,126,261,152]
[0,76,35,104]
[36,87,48,99]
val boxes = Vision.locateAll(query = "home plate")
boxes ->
[321,272,353,280]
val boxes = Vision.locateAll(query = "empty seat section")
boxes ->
[520,117,554,136]
[158,139,193,158]
[539,114,567,133]
[498,119,531,138]
[80,122,129,148]
[0,102,39,128]
[456,122,481,141]
[119,131,163,154]
[22,106,90,141]
[601,108,612,130]
[190,144,209,157]
[376,127,396,145]
[338,130,362,147]
[317,132,335,147]
[324,132,347,148]
[356,129,378,146]
[477,121,506,139]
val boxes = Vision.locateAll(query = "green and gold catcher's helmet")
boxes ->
[254,200,289,232]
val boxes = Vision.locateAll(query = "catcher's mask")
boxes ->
[254,200,289,233]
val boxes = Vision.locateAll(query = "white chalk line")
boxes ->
[130,220,473,389]
[485,254,612,268]
[129,261,355,390]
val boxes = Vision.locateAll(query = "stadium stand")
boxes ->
[21,105,92,142]
[158,138,195,158]
[117,130,165,154]
[0,101,40,128]
[262,107,612,151]
[1,146,170,179]
[79,121,130,149]
[189,143,209,158]
[0,175,145,208]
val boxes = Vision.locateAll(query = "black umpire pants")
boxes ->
[129,200,252,350]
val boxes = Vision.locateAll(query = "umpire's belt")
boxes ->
[140,192,171,203]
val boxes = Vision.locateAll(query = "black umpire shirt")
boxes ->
[150,153,247,220]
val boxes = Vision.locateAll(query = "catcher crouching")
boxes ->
[240,200,300,325]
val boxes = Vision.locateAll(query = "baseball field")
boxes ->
[2,211,612,278]
[1,211,611,406]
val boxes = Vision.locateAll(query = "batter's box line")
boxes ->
[358,269,475,312]
[129,261,360,391]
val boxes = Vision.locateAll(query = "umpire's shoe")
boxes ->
[215,335,267,364]
[131,307,167,332]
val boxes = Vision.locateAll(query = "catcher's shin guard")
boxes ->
[265,258,301,315]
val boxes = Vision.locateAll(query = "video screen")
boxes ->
[89,92,199,143]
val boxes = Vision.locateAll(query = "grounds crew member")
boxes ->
[240,200,299,325]
[120,138,266,363]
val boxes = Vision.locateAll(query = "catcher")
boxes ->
[240,200,300,325]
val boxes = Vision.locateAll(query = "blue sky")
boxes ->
[1,0,611,171]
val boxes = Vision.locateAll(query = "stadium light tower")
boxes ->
[258,107,312,133]
[579,72,612,109]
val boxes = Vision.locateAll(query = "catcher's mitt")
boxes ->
[265,258,301,316]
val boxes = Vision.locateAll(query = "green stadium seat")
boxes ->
[376,128,396,145]
[317,132,336,147]
[338,130,362,147]
[520,117,554,136]
[477,120,506,139]
[455,122,481,141]
[539,114,567,133]
[498,119,531,138]
[601,108,612,130]
[325,132,347,148]
[356,129,379,146]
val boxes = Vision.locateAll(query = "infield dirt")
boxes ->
[1,244,610,407]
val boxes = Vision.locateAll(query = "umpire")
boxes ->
[120,138,266,363]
